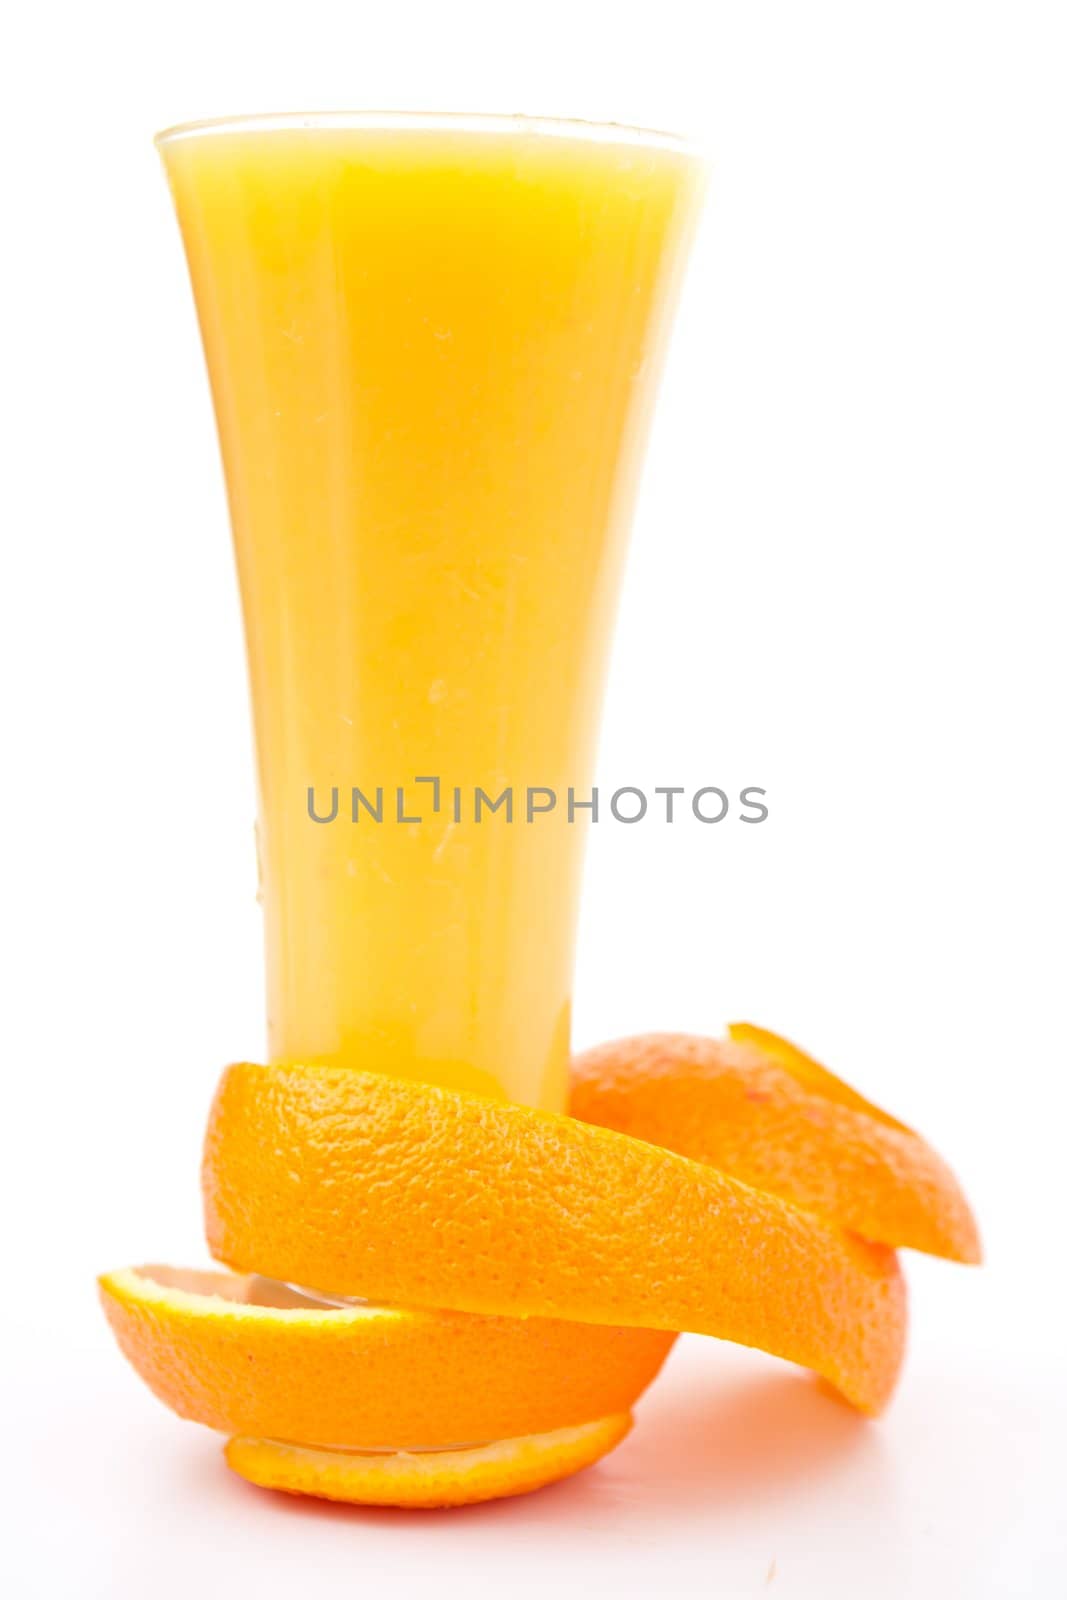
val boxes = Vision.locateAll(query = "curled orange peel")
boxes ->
[98,1265,673,1450]
[101,1026,979,1506]
[223,1415,634,1510]
[202,1059,905,1417]
[572,1025,981,1264]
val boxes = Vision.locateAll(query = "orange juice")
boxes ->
[159,114,703,1110]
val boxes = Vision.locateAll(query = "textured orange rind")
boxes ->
[203,1061,907,1415]
[571,1025,981,1263]
[224,1414,633,1508]
[101,1025,982,1507]
[98,1265,672,1449]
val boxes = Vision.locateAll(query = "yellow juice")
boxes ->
[160,114,703,1110]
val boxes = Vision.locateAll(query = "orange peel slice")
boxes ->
[571,1026,981,1263]
[98,1265,672,1450]
[224,1414,633,1509]
[202,1061,907,1415]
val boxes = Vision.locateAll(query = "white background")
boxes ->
[3,2,1065,1595]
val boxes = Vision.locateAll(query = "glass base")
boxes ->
[246,1274,373,1312]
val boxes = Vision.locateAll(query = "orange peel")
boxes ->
[224,1414,633,1509]
[102,1024,983,1507]
[98,1265,672,1450]
[202,1061,907,1416]
[571,1025,981,1264]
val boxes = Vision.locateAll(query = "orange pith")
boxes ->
[571,1027,981,1264]
[101,1025,980,1507]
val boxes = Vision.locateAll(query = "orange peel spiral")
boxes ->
[100,1025,978,1508]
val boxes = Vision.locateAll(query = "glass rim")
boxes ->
[154,109,701,157]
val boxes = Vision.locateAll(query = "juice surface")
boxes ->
[161,117,702,1109]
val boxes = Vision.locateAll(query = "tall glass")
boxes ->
[158,113,703,1112]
